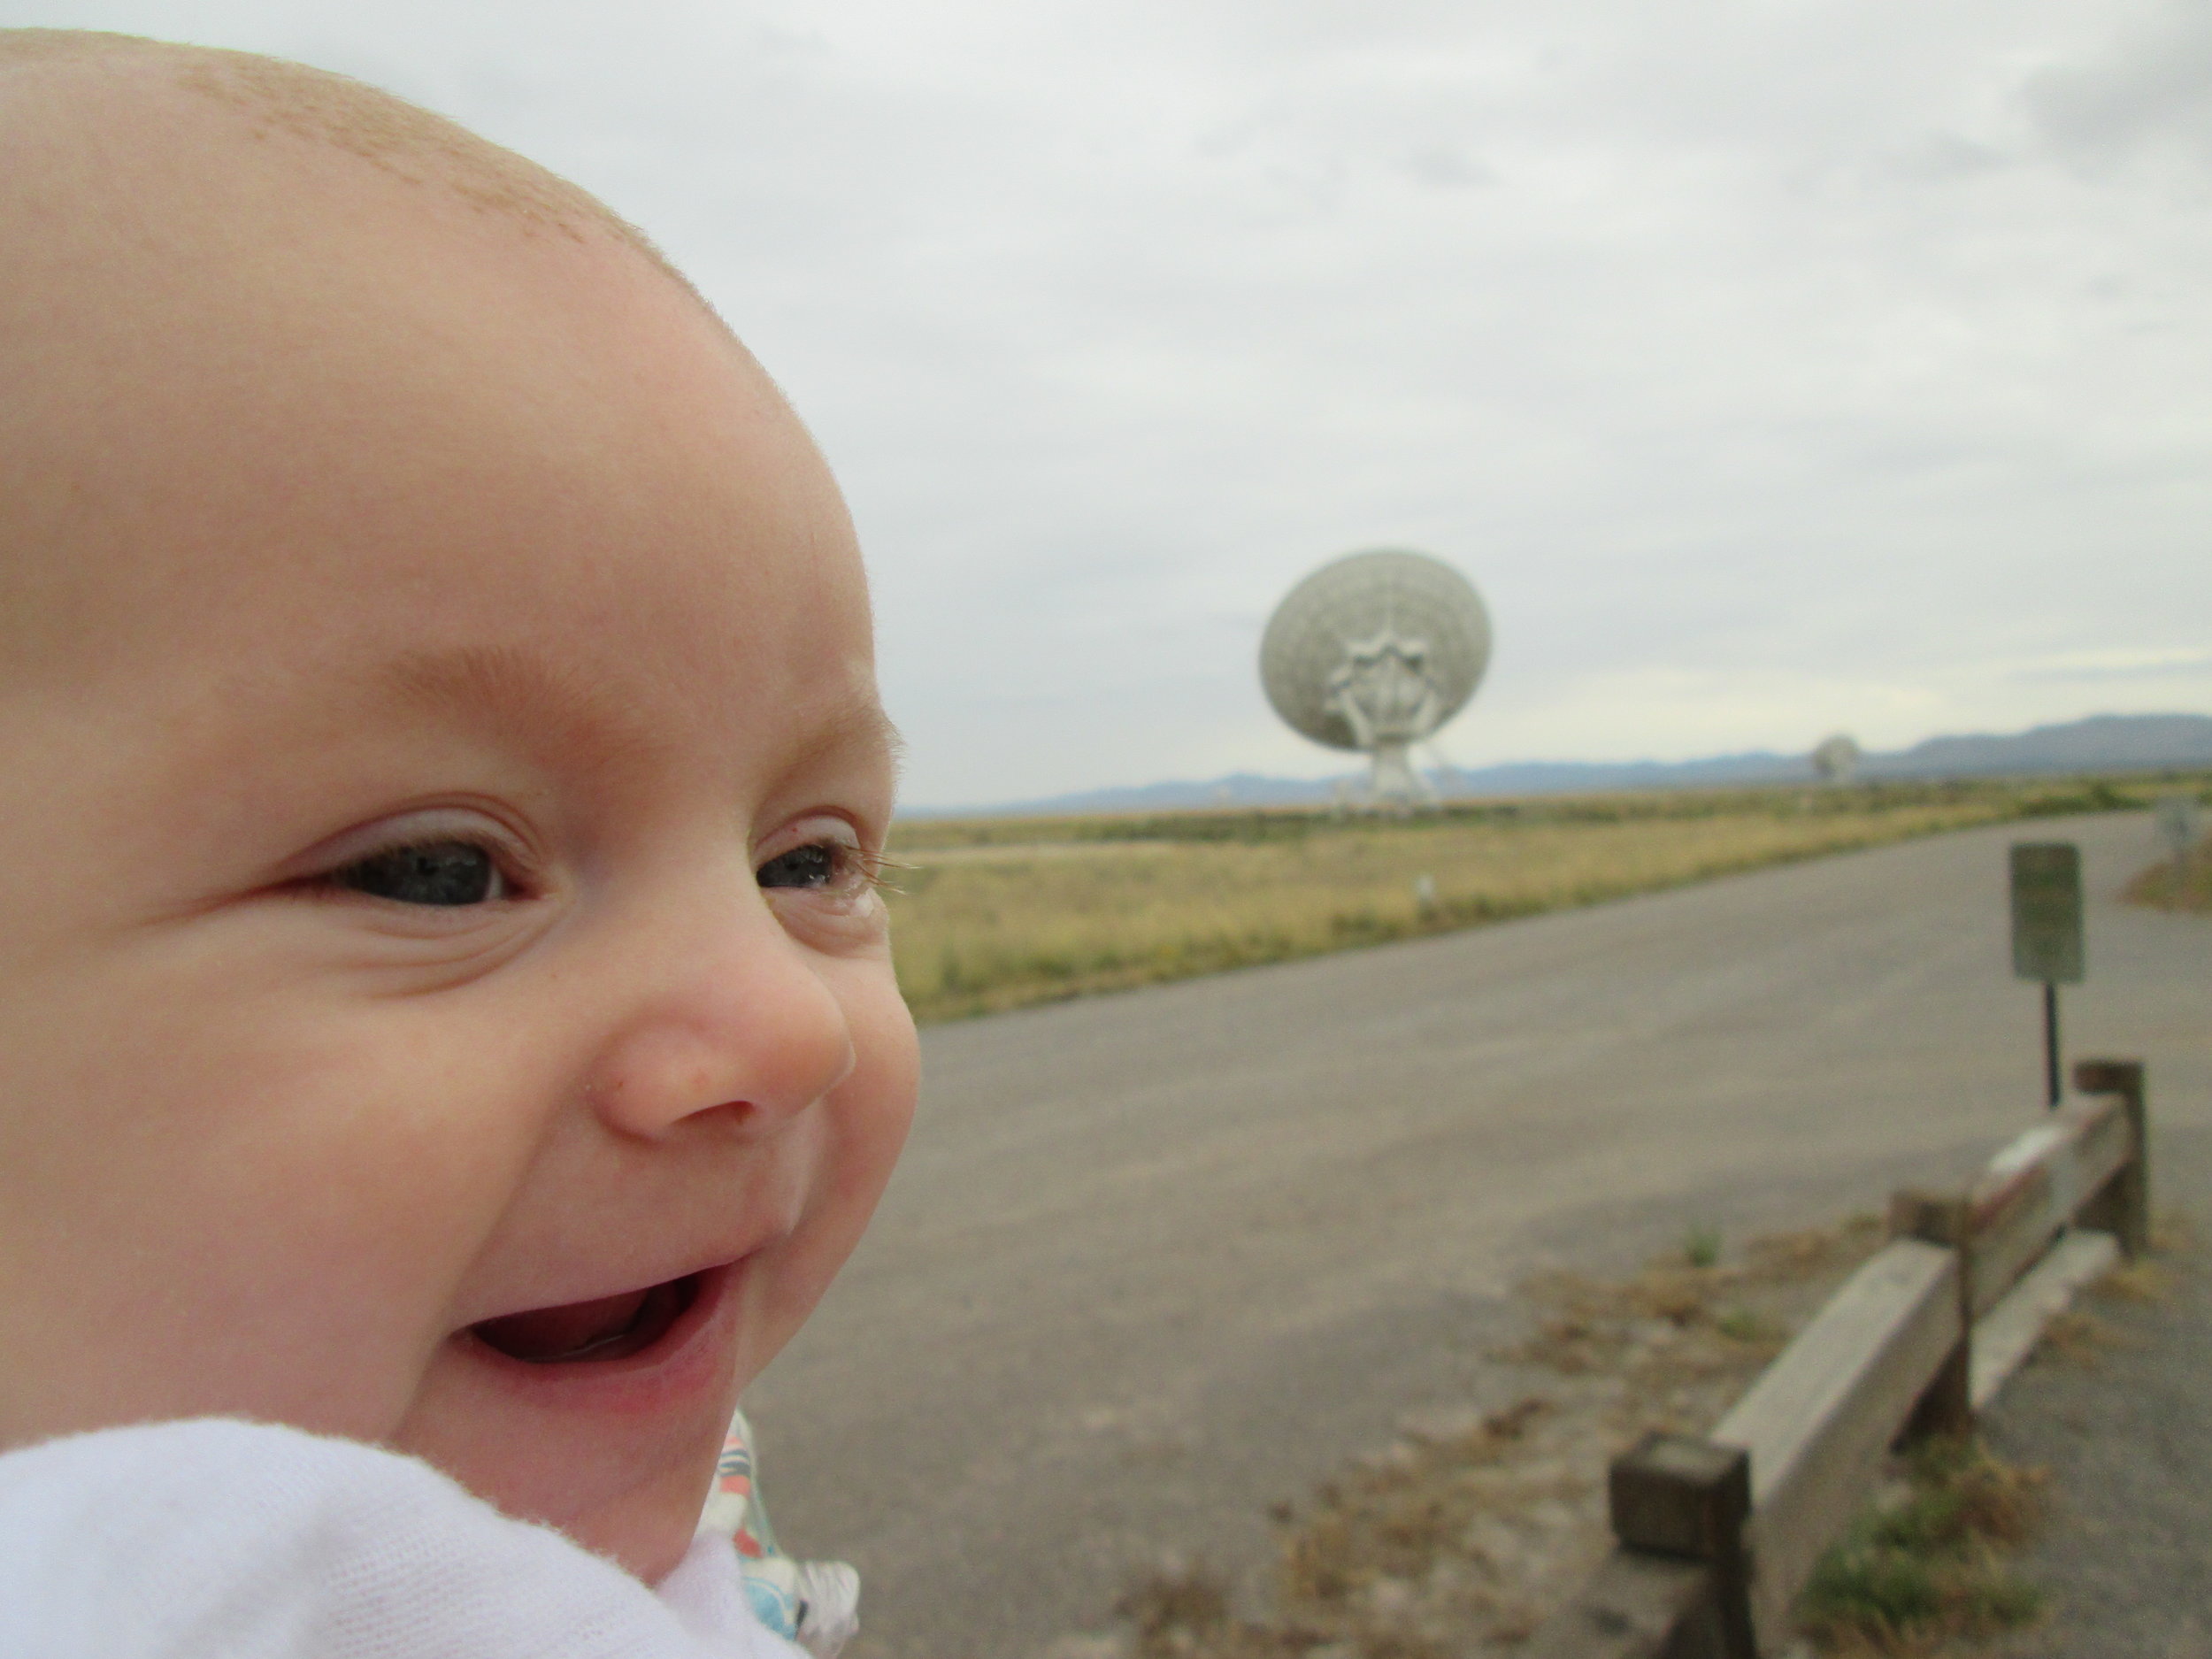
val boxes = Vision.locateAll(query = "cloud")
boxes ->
[2022,2,2212,177]
[7,0,2208,805]
[2012,649,2212,683]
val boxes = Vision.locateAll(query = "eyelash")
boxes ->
[311,833,899,908]
[756,840,901,897]
[315,835,527,908]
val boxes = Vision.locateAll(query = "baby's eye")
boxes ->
[333,841,508,906]
[756,841,849,891]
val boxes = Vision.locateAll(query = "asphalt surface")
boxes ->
[743,810,2210,1659]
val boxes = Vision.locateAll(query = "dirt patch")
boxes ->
[1089,1202,2165,1659]
[2026,1214,2193,1370]
[1103,1217,1892,1659]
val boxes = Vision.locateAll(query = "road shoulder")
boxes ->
[1978,1123,2212,1659]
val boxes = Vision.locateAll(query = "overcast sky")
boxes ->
[15,2,2211,805]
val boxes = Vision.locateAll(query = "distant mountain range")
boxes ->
[908,712,2212,818]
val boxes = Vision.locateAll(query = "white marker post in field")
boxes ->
[2154,795,2198,898]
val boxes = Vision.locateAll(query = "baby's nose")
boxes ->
[585,904,857,1141]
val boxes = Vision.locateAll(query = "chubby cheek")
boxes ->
[746,964,918,1375]
[0,968,549,1448]
[388,962,918,1580]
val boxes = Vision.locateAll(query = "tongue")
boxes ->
[475,1288,652,1363]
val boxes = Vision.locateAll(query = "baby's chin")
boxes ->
[392,1264,748,1580]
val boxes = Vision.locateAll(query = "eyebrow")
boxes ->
[377,643,665,766]
[783,683,907,787]
[375,641,905,791]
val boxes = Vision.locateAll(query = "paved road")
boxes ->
[744,811,2210,1659]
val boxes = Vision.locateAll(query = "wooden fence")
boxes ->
[1524,1056,2149,1659]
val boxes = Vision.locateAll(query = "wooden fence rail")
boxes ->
[1524,1057,2148,1659]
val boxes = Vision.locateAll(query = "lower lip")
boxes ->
[458,1260,742,1414]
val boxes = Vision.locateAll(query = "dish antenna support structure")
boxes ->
[1260,549,1492,809]
[1810,733,1862,785]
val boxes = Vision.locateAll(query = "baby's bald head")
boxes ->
[0,28,688,282]
[0,29,787,691]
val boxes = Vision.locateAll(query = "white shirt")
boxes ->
[0,1417,806,1659]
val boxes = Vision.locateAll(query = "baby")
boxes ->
[0,28,918,1658]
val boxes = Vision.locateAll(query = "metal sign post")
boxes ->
[2009,842,2085,1109]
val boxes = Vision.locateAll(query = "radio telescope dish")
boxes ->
[1261,549,1491,808]
[1810,733,1862,784]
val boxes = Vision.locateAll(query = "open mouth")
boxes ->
[470,1271,707,1366]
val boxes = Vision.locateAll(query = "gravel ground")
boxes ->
[1978,1118,2212,1659]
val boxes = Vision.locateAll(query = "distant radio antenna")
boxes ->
[1810,733,1862,784]
[1260,549,1491,809]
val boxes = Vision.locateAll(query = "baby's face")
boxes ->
[0,74,917,1580]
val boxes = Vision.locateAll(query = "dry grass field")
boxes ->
[886,775,2200,1025]
[2124,833,2212,914]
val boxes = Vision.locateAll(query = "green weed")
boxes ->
[1683,1225,1724,1269]
[1798,1437,2047,1652]
[1715,1307,1777,1343]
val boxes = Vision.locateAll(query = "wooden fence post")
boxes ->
[2073,1058,2148,1257]
[1608,1433,1755,1659]
[1886,1191,1973,1440]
